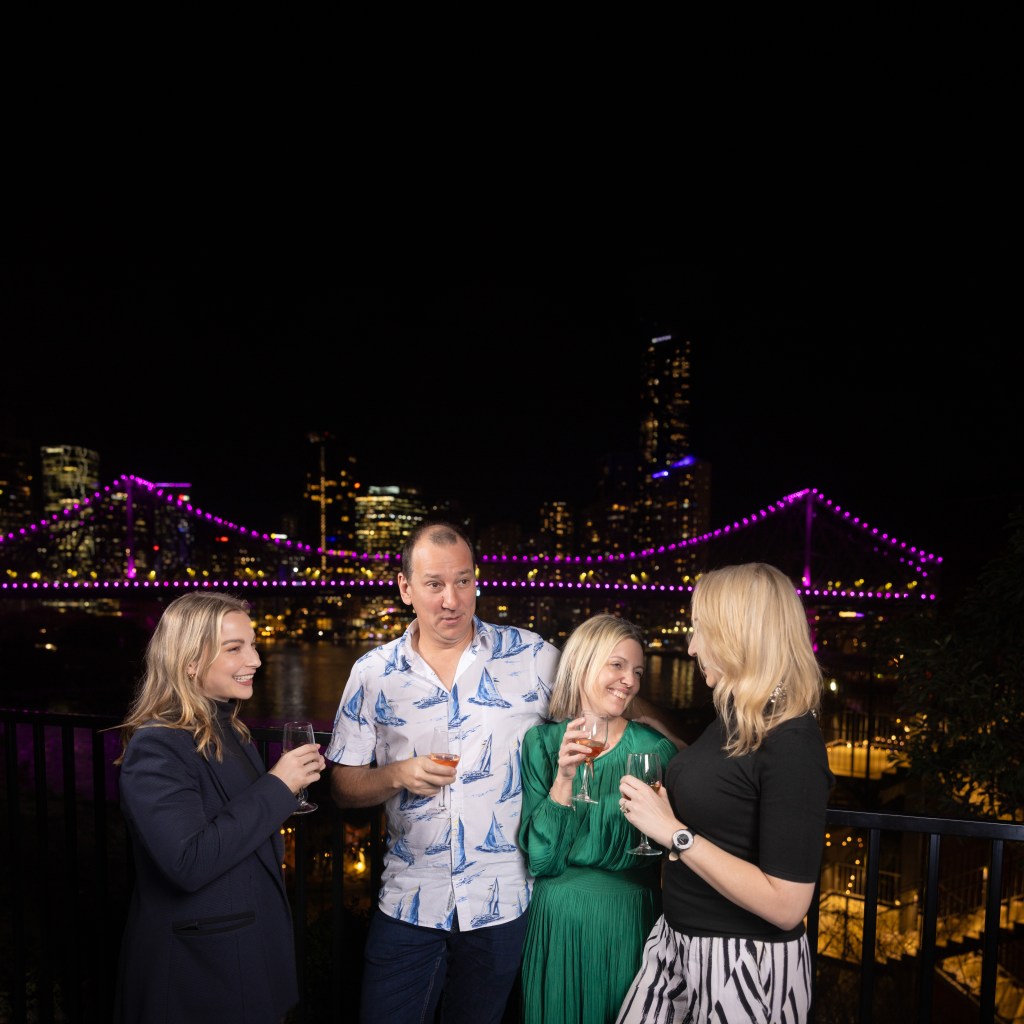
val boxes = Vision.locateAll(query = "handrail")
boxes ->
[809,810,1024,1023]
[3,709,1023,1024]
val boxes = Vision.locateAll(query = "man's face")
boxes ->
[397,537,477,649]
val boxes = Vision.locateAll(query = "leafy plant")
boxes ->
[896,508,1024,820]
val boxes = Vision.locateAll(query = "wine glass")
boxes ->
[625,751,663,854]
[429,725,461,809]
[572,711,609,805]
[282,721,318,815]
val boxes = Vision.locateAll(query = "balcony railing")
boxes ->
[3,709,1023,1024]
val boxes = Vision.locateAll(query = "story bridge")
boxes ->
[0,474,942,606]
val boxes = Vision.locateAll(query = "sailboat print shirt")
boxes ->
[325,616,560,932]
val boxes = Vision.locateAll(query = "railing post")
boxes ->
[979,840,1005,1020]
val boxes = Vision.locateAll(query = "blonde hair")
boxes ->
[112,592,254,764]
[548,614,646,721]
[692,563,823,757]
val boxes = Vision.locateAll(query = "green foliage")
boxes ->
[895,508,1024,820]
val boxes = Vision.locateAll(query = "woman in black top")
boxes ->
[616,563,835,1024]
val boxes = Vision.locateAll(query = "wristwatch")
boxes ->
[671,828,695,853]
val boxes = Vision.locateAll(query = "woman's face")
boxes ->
[196,610,262,701]
[687,618,720,689]
[583,638,644,719]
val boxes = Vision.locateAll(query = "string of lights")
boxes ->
[0,475,942,601]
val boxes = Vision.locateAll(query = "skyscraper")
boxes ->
[0,437,33,535]
[40,444,99,515]
[635,333,711,555]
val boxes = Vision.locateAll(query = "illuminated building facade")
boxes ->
[636,333,712,553]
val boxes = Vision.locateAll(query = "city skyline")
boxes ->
[5,233,1020,603]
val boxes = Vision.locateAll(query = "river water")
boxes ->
[245,642,710,731]
[3,639,710,804]
[2,632,710,732]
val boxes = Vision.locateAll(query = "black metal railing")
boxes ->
[3,709,1023,1024]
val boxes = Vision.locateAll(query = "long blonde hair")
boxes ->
[692,563,823,757]
[548,614,646,721]
[112,592,254,764]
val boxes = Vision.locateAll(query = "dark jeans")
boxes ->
[360,907,529,1024]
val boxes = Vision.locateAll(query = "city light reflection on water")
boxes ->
[248,642,378,729]
[245,643,710,731]
[4,643,710,802]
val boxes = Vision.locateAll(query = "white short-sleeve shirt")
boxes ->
[326,616,559,932]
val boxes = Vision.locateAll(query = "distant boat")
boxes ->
[523,673,552,705]
[400,743,436,810]
[462,734,493,783]
[449,685,469,727]
[498,740,522,803]
[396,886,421,925]
[414,686,448,709]
[490,627,531,660]
[475,812,517,854]
[471,879,502,927]
[400,783,433,812]
[426,818,451,855]
[383,646,412,676]
[516,881,531,915]
[375,691,406,726]
[342,686,367,725]
[451,817,477,875]
[468,668,511,709]
[437,894,456,930]
[391,832,415,866]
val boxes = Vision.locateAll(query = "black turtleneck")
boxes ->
[215,700,260,783]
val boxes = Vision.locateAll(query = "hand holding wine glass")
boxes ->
[624,751,663,854]
[572,711,609,805]
[282,721,318,815]
[429,725,460,810]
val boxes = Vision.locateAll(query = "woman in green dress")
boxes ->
[518,615,680,1024]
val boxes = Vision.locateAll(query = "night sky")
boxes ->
[4,225,1020,603]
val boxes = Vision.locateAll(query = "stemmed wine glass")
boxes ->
[625,751,663,854]
[282,721,318,815]
[429,725,461,810]
[572,711,609,805]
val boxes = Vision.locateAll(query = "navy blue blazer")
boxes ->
[115,721,300,1023]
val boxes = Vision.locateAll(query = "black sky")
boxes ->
[3,227,1020,603]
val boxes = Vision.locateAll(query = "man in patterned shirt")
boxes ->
[326,520,560,1024]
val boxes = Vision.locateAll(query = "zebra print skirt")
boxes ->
[615,915,813,1024]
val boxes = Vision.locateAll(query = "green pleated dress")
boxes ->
[518,720,678,1024]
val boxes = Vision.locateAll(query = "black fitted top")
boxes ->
[662,714,834,941]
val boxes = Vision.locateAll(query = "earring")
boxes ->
[188,671,196,680]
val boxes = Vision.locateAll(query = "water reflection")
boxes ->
[6,645,710,804]
[246,644,709,731]
[247,642,376,728]
[646,653,709,713]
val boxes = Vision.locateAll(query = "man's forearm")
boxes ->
[330,762,401,808]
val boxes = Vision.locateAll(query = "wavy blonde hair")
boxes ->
[692,563,823,757]
[112,592,254,764]
[548,614,646,721]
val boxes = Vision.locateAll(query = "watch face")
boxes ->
[673,829,693,851]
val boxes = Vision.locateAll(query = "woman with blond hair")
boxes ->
[112,591,325,1024]
[616,563,834,1024]
[518,613,679,1024]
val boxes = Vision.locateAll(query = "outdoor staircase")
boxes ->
[816,890,1024,1021]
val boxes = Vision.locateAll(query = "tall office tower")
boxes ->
[0,438,34,534]
[536,499,574,564]
[38,444,101,576]
[354,484,429,578]
[582,450,637,557]
[41,444,100,514]
[635,333,711,557]
[303,433,361,552]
